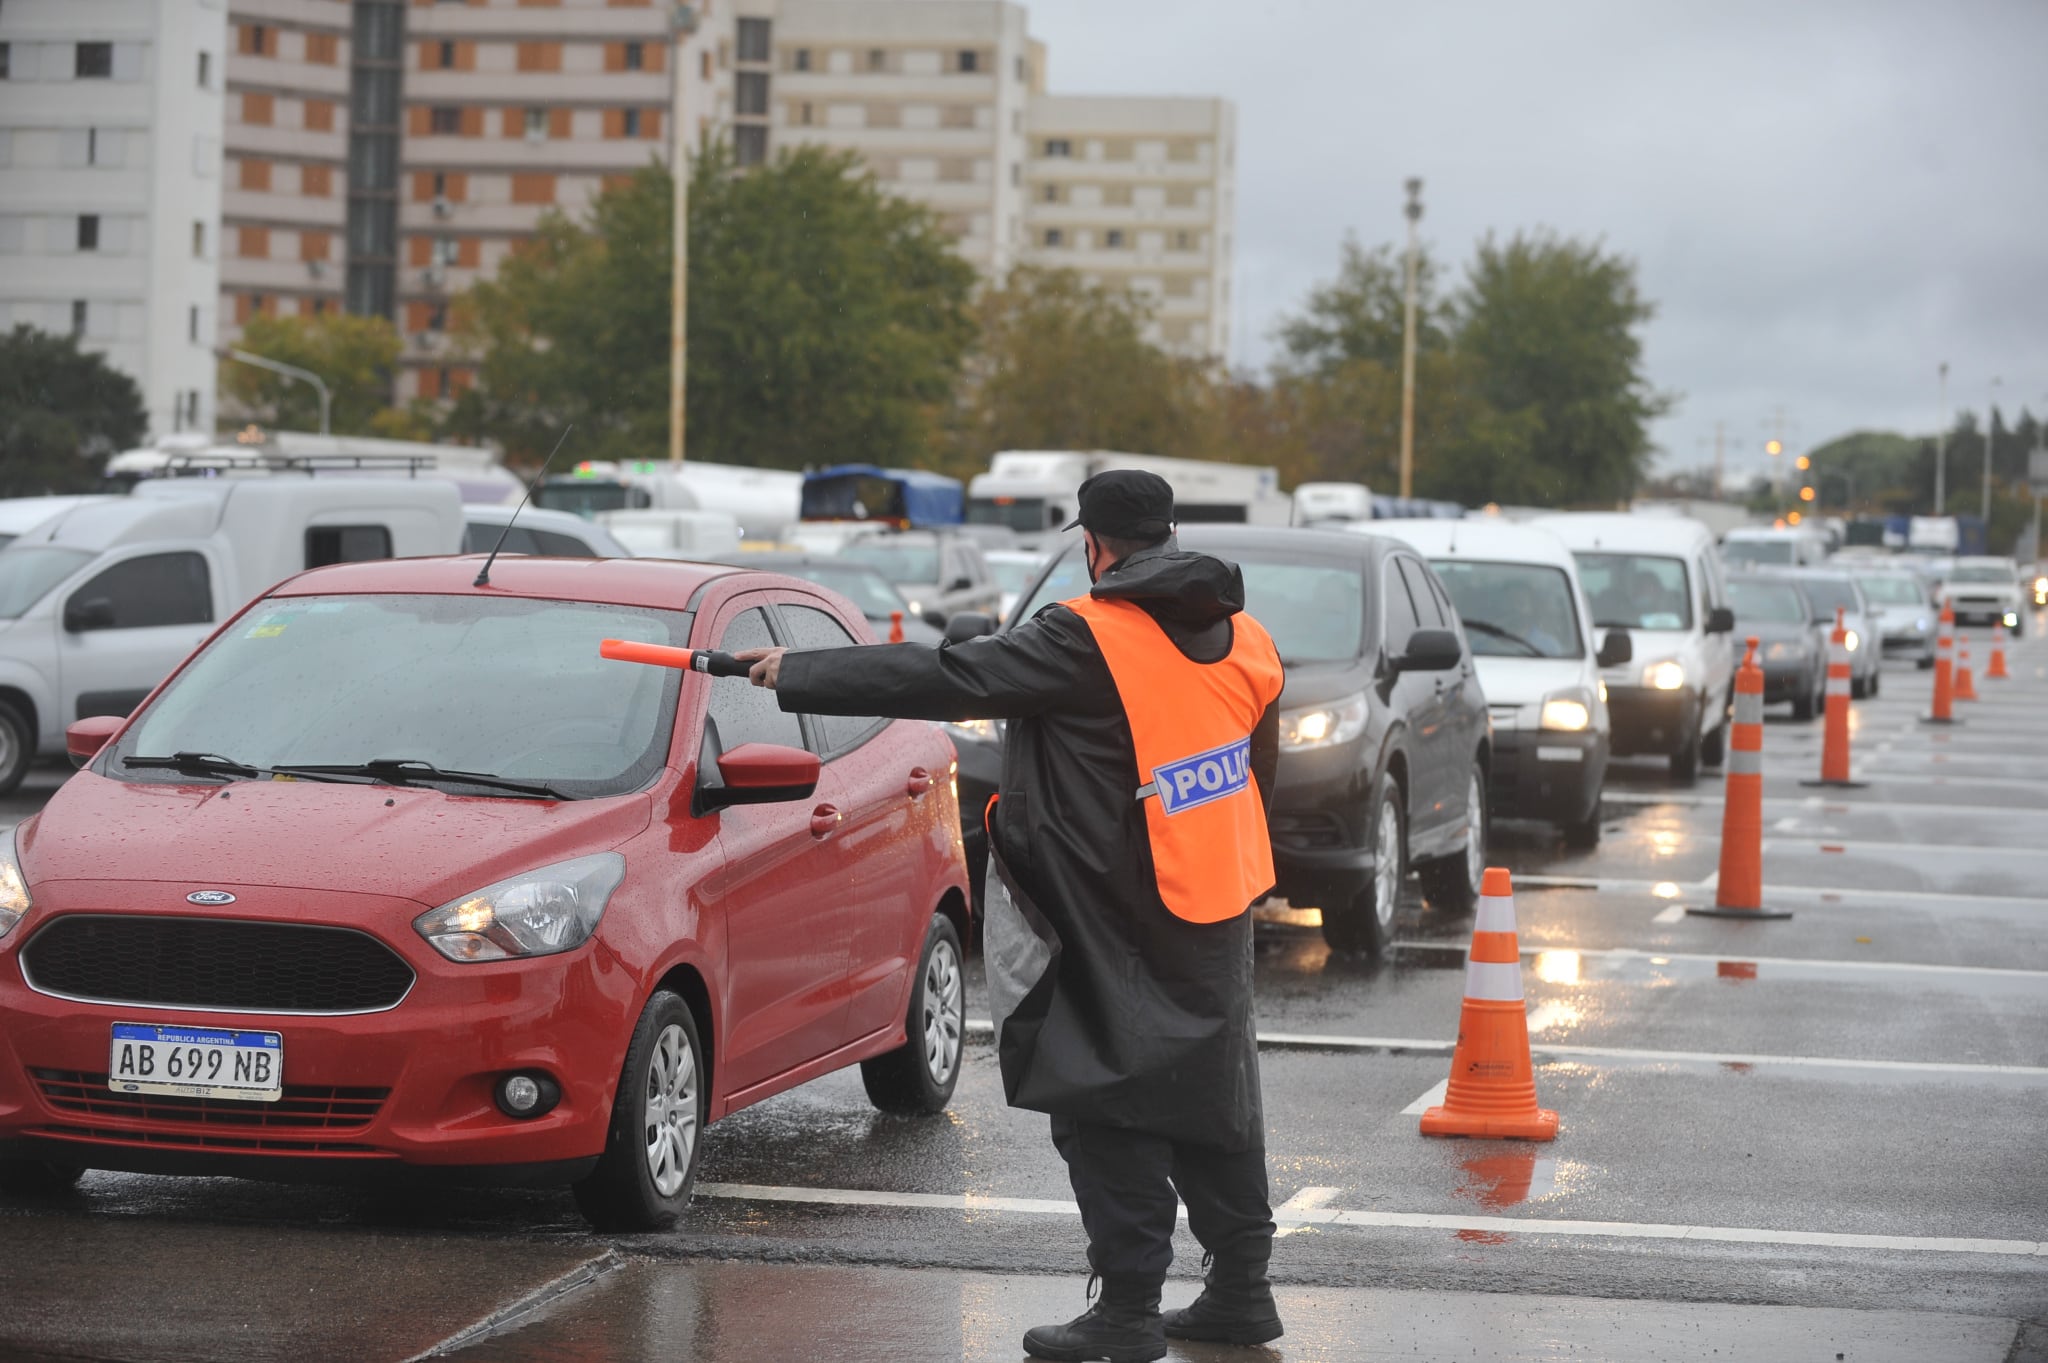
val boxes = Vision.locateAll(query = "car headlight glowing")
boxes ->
[1279,693,1368,751]
[414,852,624,962]
[1916,616,1930,633]
[1539,696,1591,731]
[2004,612,2018,627]
[1843,629,1859,653]
[0,827,29,941]
[943,717,1001,745]
[1643,659,1686,691]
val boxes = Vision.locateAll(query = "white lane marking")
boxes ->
[692,1182,2048,1258]
[1651,903,1687,924]
[1524,1001,1570,1035]
[1277,1185,1342,1212]
[1389,942,2048,982]
[1398,1080,1447,1117]
[1601,791,2039,815]
[1771,836,2048,860]
[1511,873,2046,909]
[1772,815,1801,832]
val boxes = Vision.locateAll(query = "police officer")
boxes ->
[740,471,1286,1362]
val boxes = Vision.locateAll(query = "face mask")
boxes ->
[1085,536,1101,585]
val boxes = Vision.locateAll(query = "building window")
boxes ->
[76,42,113,78]
[1175,231,1193,251]
[524,106,547,137]
[736,71,769,116]
[1106,230,1125,249]
[624,41,643,70]
[734,123,768,167]
[1017,56,1027,81]
[430,107,461,134]
[795,101,812,125]
[1043,139,1071,158]
[305,99,335,132]
[0,44,10,80]
[303,164,332,195]
[511,173,555,205]
[429,303,447,332]
[867,48,886,72]
[793,48,810,72]
[241,25,269,56]
[192,221,205,257]
[86,128,99,164]
[196,51,210,88]
[433,237,459,265]
[188,306,199,341]
[306,33,338,64]
[622,108,642,137]
[71,301,87,336]
[244,91,274,125]
[736,17,771,63]
[1040,183,1059,203]
[437,40,455,68]
[957,49,979,73]
[240,158,270,190]
[308,298,326,316]
[516,42,562,72]
[1043,228,1062,247]
[77,215,99,251]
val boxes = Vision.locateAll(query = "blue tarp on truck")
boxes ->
[800,465,964,528]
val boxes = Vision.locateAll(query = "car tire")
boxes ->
[1869,669,1881,698]
[1321,781,1403,957]
[1917,654,1935,670]
[1561,805,1603,850]
[0,1158,85,1195]
[1417,763,1487,918]
[860,913,965,1115]
[0,704,32,799]
[1668,717,1701,783]
[1700,707,1727,768]
[573,990,705,1233]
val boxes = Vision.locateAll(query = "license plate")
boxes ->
[109,1023,283,1102]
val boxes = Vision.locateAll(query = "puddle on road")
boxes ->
[1382,942,2048,994]
[1453,1151,1560,1209]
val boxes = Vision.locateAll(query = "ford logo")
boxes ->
[186,890,237,906]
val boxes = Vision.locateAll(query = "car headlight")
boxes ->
[1279,692,1368,751]
[1643,659,1686,691]
[2004,612,2018,627]
[1843,629,1859,653]
[414,852,625,962]
[0,827,29,941]
[904,600,924,615]
[1916,616,1930,633]
[943,717,1001,745]
[1539,694,1591,731]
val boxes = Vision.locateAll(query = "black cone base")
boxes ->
[1685,904,1795,920]
[1798,778,1870,788]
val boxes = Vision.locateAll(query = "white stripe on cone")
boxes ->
[1472,894,1517,934]
[1462,958,1526,1002]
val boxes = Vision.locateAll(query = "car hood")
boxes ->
[1273,659,1370,709]
[1867,602,1931,629]
[21,771,656,906]
[1736,619,1814,646]
[1469,656,1587,707]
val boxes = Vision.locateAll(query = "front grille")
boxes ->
[32,1068,386,1131]
[21,915,415,1014]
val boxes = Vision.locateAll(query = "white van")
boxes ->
[1721,525,1828,570]
[1293,481,1374,526]
[1371,519,1626,846]
[0,497,116,552]
[0,479,463,792]
[1529,512,1737,783]
[597,509,742,560]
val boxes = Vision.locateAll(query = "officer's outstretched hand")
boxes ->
[733,647,787,689]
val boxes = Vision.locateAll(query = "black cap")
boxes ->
[1064,469,1175,541]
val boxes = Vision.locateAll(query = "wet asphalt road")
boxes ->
[3,625,2046,1361]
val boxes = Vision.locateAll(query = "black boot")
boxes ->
[1162,1254,1284,1345]
[1023,1274,1167,1363]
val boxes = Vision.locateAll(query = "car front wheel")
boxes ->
[573,990,705,1232]
[1418,763,1487,917]
[0,704,32,798]
[0,1158,85,1195]
[861,913,966,1114]
[1321,781,1403,956]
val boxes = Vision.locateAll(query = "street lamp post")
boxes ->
[227,348,330,435]
[1397,178,1423,501]
[1982,375,2001,523]
[668,3,700,466]
[1934,361,1949,513]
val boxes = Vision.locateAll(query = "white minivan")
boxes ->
[1372,519,1628,846]
[1530,512,1737,783]
[0,479,463,792]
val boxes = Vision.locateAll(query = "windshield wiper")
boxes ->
[123,752,373,785]
[275,758,571,801]
[1459,619,1545,657]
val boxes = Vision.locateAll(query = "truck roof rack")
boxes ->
[161,452,436,478]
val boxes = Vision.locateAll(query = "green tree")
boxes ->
[218,311,404,434]
[1276,236,1451,375]
[0,324,147,495]
[461,144,977,467]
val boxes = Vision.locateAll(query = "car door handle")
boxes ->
[906,767,933,798]
[809,804,842,838]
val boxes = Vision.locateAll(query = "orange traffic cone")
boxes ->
[1420,867,1559,1141]
[1923,601,1959,725]
[1987,628,2010,680]
[1802,608,1866,789]
[888,610,905,643]
[1691,637,1793,919]
[1955,627,1979,701]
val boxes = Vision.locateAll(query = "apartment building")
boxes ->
[0,0,228,440]
[1022,95,1235,359]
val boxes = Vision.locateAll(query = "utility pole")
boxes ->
[1713,420,1725,500]
[1982,375,2001,523]
[1934,361,1949,513]
[227,348,330,435]
[668,4,701,465]
[1397,177,1423,501]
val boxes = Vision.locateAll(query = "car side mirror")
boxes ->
[944,611,998,645]
[1397,628,1463,673]
[923,607,949,630]
[64,596,116,634]
[947,576,974,592]
[701,742,820,809]
[1706,605,1736,634]
[1596,629,1633,667]
[66,714,124,767]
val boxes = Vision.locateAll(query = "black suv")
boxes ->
[947,526,1492,954]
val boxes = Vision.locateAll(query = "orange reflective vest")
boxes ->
[1064,594,1285,924]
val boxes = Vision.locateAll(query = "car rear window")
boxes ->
[1729,580,1807,624]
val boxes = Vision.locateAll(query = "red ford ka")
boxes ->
[0,556,970,1229]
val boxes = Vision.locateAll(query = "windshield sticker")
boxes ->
[1640,613,1683,630]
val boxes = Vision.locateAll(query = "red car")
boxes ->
[0,556,970,1229]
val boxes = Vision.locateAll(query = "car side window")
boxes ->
[530,528,598,557]
[306,525,394,568]
[705,608,804,752]
[778,604,885,755]
[465,523,535,555]
[1382,560,1422,656]
[1398,558,1446,627]
[66,552,212,631]
[1423,571,1463,640]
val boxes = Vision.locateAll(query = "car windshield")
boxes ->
[968,497,1049,534]
[1018,547,1365,663]
[1949,564,2016,584]
[986,556,1044,595]
[1429,560,1583,659]
[773,563,906,618]
[1574,552,1692,631]
[1729,580,1808,624]
[1792,576,1861,616]
[1858,575,1926,605]
[842,538,940,584]
[534,479,634,517]
[0,546,93,619]
[1723,539,1794,567]
[110,594,688,798]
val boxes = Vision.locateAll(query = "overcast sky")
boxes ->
[1023,0,2048,481]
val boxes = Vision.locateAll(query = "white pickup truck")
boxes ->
[1939,557,2025,635]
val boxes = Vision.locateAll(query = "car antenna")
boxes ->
[474,424,574,588]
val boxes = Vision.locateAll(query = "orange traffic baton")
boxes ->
[1419,867,1558,1141]
[1987,628,2010,680]
[1802,607,1866,789]
[598,639,753,676]
[889,610,905,643]
[1923,601,1959,725]
[1955,625,1979,701]
[1689,637,1793,919]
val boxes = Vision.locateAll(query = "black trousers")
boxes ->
[1050,1115,1276,1283]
